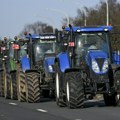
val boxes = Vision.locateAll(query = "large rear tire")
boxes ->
[17,70,26,102]
[65,72,84,109]
[55,63,66,107]
[103,93,119,106]
[104,70,120,106]
[4,72,11,99]
[10,72,17,100]
[0,71,5,97]
[26,72,40,103]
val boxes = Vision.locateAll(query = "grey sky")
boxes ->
[0,0,120,38]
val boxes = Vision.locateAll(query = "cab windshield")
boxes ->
[34,41,55,62]
[75,32,109,56]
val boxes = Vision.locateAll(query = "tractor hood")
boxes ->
[44,57,55,73]
[86,50,109,74]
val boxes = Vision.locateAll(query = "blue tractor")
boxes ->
[16,33,62,102]
[54,25,120,108]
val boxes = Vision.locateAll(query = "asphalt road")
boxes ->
[0,97,120,120]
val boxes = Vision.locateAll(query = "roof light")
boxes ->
[2,58,5,61]
[50,36,56,39]
[104,28,108,31]
[45,36,50,39]
[64,43,68,46]
[4,56,7,58]
[77,29,81,32]
[40,35,56,40]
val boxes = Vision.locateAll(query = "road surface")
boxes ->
[0,97,120,120]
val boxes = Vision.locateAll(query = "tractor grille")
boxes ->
[95,58,105,71]
[34,60,44,70]
[90,70,109,83]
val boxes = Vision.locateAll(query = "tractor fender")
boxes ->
[44,57,55,73]
[21,56,30,72]
[56,52,70,72]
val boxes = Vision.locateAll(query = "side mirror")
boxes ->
[55,29,62,43]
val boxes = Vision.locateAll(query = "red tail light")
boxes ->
[1,47,6,51]
[69,42,75,47]
[12,44,20,49]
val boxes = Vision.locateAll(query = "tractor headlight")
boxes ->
[92,59,100,73]
[48,65,53,72]
[102,59,109,73]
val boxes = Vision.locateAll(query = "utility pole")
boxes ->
[106,0,109,26]
[83,9,87,26]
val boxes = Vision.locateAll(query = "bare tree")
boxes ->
[19,21,54,37]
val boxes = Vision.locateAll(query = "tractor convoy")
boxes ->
[0,25,120,109]
[0,33,62,103]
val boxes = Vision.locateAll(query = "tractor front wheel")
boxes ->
[65,72,84,109]
[0,71,5,97]
[26,72,40,103]
[4,72,11,99]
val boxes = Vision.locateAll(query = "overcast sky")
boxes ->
[0,0,120,38]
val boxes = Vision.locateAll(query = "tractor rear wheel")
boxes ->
[65,72,84,109]
[10,72,17,100]
[18,70,26,102]
[26,72,40,103]
[104,70,120,106]
[4,72,11,99]
[55,63,66,107]
[114,70,120,101]
[0,71,5,97]
[103,93,119,106]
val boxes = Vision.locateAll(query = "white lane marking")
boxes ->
[9,102,17,106]
[75,119,82,120]
[36,109,48,113]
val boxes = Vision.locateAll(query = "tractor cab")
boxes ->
[61,26,113,72]
[25,33,62,71]
[33,34,57,63]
